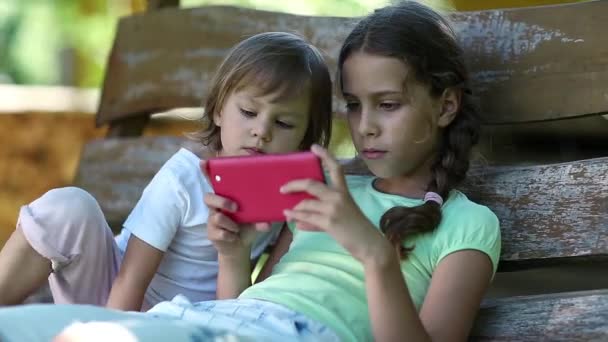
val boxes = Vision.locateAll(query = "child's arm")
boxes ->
[255,227,292,283]
[363,246,492,341]
[204,191,271,299]
[106,235,164,311]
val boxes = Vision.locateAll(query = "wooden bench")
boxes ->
[73,1,608,340]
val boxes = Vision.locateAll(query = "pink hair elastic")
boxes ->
[424,192,443,206]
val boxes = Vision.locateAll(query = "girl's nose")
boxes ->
[251,119,272,142]
[358,109,380,137]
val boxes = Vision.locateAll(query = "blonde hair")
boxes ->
[194,32,333,151]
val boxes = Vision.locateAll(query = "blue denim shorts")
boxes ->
[0,295,339,342]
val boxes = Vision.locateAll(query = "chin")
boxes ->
[364,160,396,178]
[368,158,420,179]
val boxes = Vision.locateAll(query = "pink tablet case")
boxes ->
[206,151,324,223]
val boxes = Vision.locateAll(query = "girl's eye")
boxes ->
[276,120,294,129]
[379,102,400,111]
[239,108,256,117]
[345,102,360,113]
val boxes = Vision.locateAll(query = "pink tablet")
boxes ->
[205,151,325,223]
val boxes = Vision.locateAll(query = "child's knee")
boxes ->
[28,187,105,233]
[18,187,109,261]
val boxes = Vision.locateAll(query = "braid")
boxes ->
[380,90,480,258]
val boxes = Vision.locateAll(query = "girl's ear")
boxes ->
[437,87,461,128]
[213,110,223,127]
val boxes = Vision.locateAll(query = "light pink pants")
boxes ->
[18,187,122,306]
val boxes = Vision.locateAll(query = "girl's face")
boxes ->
[214,85,311,157]
[341,52,456,182]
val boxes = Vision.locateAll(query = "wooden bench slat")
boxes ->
[464,156,608,266]
[74,137,608,267]
[471,289,608,340]
[73,136,192,230]
[97,1,608,126]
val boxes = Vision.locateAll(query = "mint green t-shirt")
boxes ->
[240,175,501,341]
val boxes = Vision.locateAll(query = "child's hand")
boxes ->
[200,161,271,257]
[281,145,392,264]
[204,192,270,255]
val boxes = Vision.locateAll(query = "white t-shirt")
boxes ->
[114,148,281,308]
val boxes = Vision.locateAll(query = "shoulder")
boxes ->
[158,148,202,177]
[431,190,501,271]
[155,148,211,190]
[441,190,499,232]
[140,148,212,206]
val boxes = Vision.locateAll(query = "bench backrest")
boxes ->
[98,2,608,126]
[74,1,608,339]
[98,1,608,164]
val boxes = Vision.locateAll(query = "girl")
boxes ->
[0,2,500,341]
[0,31,333,311]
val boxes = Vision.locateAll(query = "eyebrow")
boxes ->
[343,90,403,97]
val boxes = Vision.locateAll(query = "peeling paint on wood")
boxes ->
[96,1,608,126]
[125,82,159,101]
[463,158,608,263]
[471,289,608,340]
[452,10,583,63]
[121,51,160,68]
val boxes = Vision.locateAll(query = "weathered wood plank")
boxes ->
[72,136,195,230]
[471,289,608,341]
[100,0,180,137]
[97,1,608,126]
[73,137,608,264]
[464,157,608,266]
[452,0,608,124]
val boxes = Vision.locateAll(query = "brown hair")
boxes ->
[195,31,332,151]
[337,1,480,258]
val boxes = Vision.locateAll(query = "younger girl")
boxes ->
[0,2,500,341]
[0,31,333,311]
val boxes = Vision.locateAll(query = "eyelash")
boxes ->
[345,102,360,112]
[240,108,256,117]
[344,101,401,112]
[276,121,294,129]
[379,102,400,111]
[239,108,294,129]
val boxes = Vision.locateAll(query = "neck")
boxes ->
[374,155,435,199]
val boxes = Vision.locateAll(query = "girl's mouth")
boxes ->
[361,149,387,160]
[244,148,265,155]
